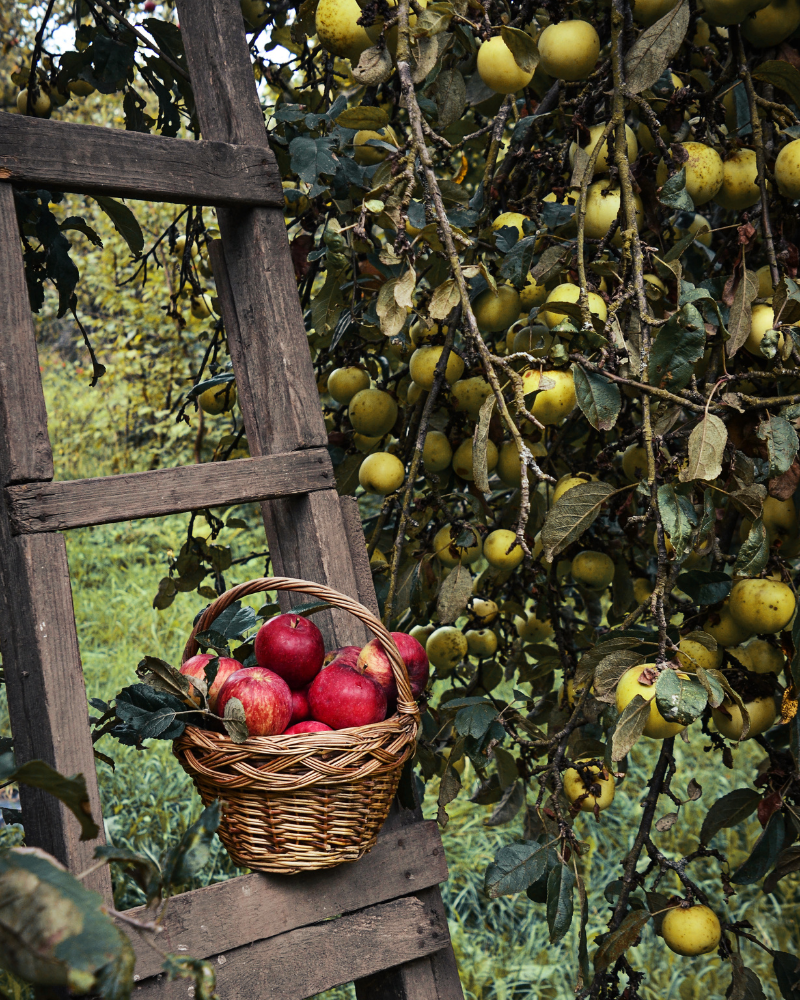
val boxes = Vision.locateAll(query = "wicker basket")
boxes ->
[173,577,419,873]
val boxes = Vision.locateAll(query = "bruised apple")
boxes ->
[216,667,292,737]
[254,613,325,688]
[180,653,242,712]
[357,632,430,707]
[284,720,333,734]
[308,658,387,729]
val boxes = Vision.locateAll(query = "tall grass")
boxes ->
[1,358,795,1000]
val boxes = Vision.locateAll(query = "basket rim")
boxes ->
[181,575,420,723]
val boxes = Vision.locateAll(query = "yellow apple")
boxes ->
[538,21,600,82]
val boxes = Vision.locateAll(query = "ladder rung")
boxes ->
[4,450,333,533]
[121,820,448,981]
[0,115,281,207]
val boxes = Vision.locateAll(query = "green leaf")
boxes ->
[774,952,800,1000]
[657,484,697,559]
[726,269,759,358]
[500,26,539,74]
[676,570,731,605]
[499,236,538,288]
[541,481,615,562]
[655,669,707,725]
[289,135,339,184]
[546,863,575,944]
[93,196,144,258]
[455,701,497,739]
[695,665,725,708]
[60,216,103,248]
[485,840,549,897]
[728,962,767,1000]
[729,483,767,520]
[0,847,134,995]
[162,801,221,889]
[115,684,187,740]
[485,781,525,826]
[572,366,621,431]
[335,105,389,130]
[648,303,706,391]
[611,693,650,761]
[731,811,787,885]
[757,414,799,477]
[700,787,761,844]
[679,413,728,482]
[734,516,769,577]
[753,61,800,111]
[624,0,689,94]
[592,650,645,703]
[764,845,800,894]
[593,909,651,970]
[2,760,99,841]
[659,166,694,212]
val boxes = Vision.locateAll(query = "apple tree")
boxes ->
[7,0,800,994]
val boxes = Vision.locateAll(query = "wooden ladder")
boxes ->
[0,2,463,997]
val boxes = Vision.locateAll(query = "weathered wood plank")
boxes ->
[0,182,53,483]
[123,820,447,980]
[0,181,109,897]
[354,890,464,1000]
[132,895,450,1000]
[5,449,334,534]
[0,115,281,207]
[207,240,369,647]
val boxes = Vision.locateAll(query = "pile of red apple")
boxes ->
[180,614,429,737]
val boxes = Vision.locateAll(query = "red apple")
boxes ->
[290,685,311,724]
[216,667,292,737]
[357,633,429,705]
[144,0,156,10]
[323,645,361,668]
[254,613,325,689]
[180,653,242,712]
[284,720,333,734]
[308,658,387,730]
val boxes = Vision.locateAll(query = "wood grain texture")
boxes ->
[354,890,464,1000]
[339,495,381,618]
[0,115,281,207]
[0,182,53,483]
[123,820,447,980]
[207,240,368,647]
[0,519,110,897]
[132,895,450,1000]
[5,450,334,534]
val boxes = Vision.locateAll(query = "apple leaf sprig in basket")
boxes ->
[94,596,428,753]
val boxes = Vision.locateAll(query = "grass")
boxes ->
[1,358,797,1000]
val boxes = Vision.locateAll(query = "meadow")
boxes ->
[0,354,796,1000]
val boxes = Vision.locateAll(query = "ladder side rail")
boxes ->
[0,181,110,896]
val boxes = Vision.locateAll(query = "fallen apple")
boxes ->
[216,666,292,736]
[180,653,242,712]
[254,613,325,689]
[308,657,387,729]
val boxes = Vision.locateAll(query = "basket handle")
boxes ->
[182,577,419,721]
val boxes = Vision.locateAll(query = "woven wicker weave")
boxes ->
[173,577,419,873]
